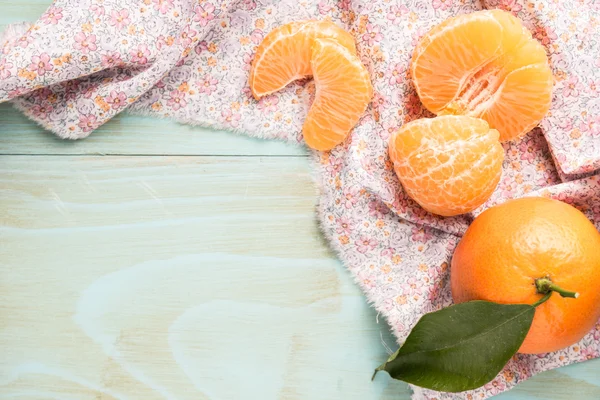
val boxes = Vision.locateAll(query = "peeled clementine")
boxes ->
[389,115,504,217]
[303,38,372,150]
[451,197,600,354]
[411,10,553,142]
[249,20,372,151]
[249,20,357,99]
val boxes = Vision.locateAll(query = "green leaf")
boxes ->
[373,301,535,392]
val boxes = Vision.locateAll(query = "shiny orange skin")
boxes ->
[451,197,600,354]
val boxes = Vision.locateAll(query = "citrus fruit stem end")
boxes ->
[531,292,552,307]
[535,277,579,299]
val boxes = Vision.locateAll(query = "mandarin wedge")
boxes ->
[302,38,373,151]
[249,20,356,99]
[389,116,504,216]
[411,10,553,142]
[452,197,600,353]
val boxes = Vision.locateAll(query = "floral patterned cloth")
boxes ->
[1,1,599,398]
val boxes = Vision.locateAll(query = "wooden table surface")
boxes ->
[1,2,599,399]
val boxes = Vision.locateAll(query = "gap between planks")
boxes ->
[0,153,309,157]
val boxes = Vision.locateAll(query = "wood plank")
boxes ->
[0,155,409,399]
[499,362,600,400]
[0,104,306,156]
[0,0,49,28]
[1,155,598,399]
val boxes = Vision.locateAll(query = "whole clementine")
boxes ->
[451,197,600,354]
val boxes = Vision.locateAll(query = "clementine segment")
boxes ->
[412,13,504,115]
[303,38,373,151]
[411,10,553,142]
[451,197,600,354]
[388,116,504,217]
[250,20,371,151]
[249,20,357,100]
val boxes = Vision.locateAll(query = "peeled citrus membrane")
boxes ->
[411,10,553,142]
[249,20,357,99]
[303,38,373,150]
[388,10,553,216]
[249,20,372,151]
[389,116,505,217]
[249,13,553,216]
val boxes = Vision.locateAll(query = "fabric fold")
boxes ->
[484,0,600,176]
[1,0,225,138]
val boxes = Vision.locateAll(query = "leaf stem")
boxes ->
[535,277,579,299]
[531,292,552,307]
[371,367,382,381]
[372,349,399,381]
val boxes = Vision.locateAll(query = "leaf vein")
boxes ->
[399,306,533,356]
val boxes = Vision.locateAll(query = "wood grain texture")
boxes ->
[0,156,411,399]
[1,156,599,400]
[0,104,305,156]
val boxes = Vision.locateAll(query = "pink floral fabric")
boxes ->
[487,0,600,176]
[1,1,599,399]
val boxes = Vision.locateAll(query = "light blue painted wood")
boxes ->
[1,156,598,399]
[0,104,306,156]
[0,156,411,399]
[0,0,49,28]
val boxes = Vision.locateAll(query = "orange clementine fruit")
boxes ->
[388,115,504,217]
[451,197,600,354]
[249,20,357,100]
[303,38,372,151]
[249,21,372,151]
[411,10,553,142]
